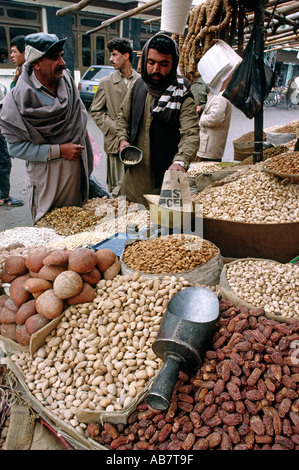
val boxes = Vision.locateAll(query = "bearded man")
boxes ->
[116,33,199,206]
[0,33,93,223]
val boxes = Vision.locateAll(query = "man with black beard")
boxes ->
[117,33,199,206]
[0,33,93,223]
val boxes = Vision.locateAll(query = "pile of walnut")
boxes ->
[35,198,144,237]
[0,247,120,346]
[86,299,299,450]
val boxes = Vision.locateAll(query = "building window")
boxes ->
[10,27,38,41]
[74,12,119,73]
[0,26,8,63]
[95,36,104,64]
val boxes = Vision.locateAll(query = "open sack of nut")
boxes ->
[120,234,223,286]
[219,258,299,323]
[4,271,203,443]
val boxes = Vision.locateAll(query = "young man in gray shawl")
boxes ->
[0,33,94,223]
[116,33,199,207]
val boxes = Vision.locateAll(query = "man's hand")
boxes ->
[168,163,186,172]
[59,143,85,161]
[119,139,130,153]
[196,105,202,114]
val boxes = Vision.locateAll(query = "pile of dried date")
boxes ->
[86,299,299,450]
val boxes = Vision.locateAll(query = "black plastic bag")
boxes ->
[88,174,111,199]
[223,28,274,119]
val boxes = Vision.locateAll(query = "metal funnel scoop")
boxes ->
[146,286,219,410]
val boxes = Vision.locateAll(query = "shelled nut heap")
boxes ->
[225,259,299,319]
[265,152,299,176]
[122,235,218,274]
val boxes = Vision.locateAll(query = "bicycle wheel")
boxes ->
[264,91,278,107]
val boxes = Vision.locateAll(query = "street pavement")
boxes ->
[0,105,298,232]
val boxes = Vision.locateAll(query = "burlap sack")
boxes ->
[159,170,192,209]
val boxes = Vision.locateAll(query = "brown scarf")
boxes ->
[0,64,93,178]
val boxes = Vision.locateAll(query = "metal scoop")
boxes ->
[146,286,219,410]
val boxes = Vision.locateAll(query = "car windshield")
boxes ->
[83,67,113,81]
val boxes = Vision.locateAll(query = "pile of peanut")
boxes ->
[86,299,299,450]
[10,273,192,435]
[192,168,299,223]
[265,121,299,134]
[122,235,218,274]
[265,152,299,176]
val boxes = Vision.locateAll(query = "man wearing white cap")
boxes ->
[0,33,94,223]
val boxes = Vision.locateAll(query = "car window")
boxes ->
[83,67,113,81]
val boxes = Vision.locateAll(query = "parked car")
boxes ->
[78,65,114,109]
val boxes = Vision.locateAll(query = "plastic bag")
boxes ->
[223,28,274,119]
